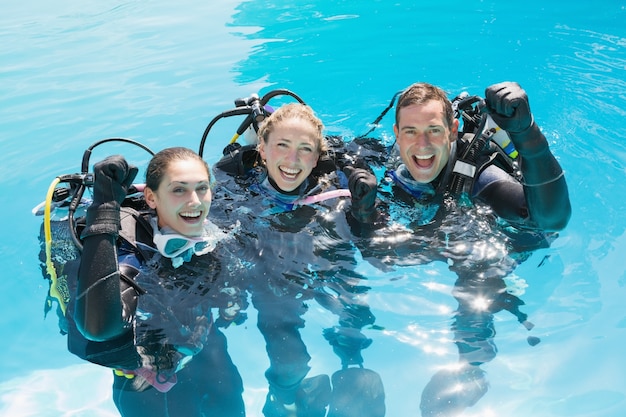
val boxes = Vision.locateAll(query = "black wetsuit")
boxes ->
[349,130,570,416]
[72,209,246,417]
[211,143,384,417]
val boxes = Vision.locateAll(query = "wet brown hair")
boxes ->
[395,82,454,129]
[145,147,210,191]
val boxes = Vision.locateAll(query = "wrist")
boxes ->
[351,206,377,223]
[82,205,121,237]
[509,122,549,158]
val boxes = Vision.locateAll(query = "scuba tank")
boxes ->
[483,113,518,159]
[35,138,154,318]
[356,88,519,173]
[35,138,154,369]
[201,88,307,177]
[448,93,519,197]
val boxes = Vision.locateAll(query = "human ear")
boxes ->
[144,187,157,209]
[258,141,267,161]
[449,119,459,142]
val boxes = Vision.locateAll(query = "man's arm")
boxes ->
[485,82,571,231]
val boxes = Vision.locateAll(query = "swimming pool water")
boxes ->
[1,1,626,416]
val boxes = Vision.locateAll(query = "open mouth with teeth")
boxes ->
[279,166,301,181]
[180,210,203,223]
[412,154,435,169]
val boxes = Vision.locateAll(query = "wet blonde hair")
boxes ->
[257,103,327,153]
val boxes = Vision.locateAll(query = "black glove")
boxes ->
[344,166,377,223]
[485,81,548,157]
[484,81,533,133]
[82,155,138,238]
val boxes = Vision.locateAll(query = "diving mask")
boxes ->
[151,220,213,259]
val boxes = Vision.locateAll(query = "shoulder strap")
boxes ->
[448,131,499,196]
[118,206,155,262]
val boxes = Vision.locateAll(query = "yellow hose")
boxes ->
[44,177,69,315]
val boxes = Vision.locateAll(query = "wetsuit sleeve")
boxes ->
[484,82,571,231]
[512,123,571,231]
[74,155,137,341]
[474,147,571,233]
[473,166,528,224]
[75,233,128,341]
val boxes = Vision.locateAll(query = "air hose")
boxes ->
[198,89,306,158]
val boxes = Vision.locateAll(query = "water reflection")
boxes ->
[358,187,552,415]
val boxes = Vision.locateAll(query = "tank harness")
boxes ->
[447,93,519,198]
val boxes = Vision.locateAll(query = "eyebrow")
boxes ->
[400,124,444,130]
[167,180,209,187]
[275,137,317,147]
[276,137,302,144]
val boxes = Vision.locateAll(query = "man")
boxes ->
[360,82,571,416]
[391,81,570,231]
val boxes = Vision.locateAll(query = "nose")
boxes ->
[189,190,202,205]
[414,130,430,146]
[285,148,299,163]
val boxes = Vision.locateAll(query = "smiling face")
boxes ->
[394,100,459,184]
[258,117,321,192]
[144,158,212,237]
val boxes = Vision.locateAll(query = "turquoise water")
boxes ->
[2,0,626,416]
